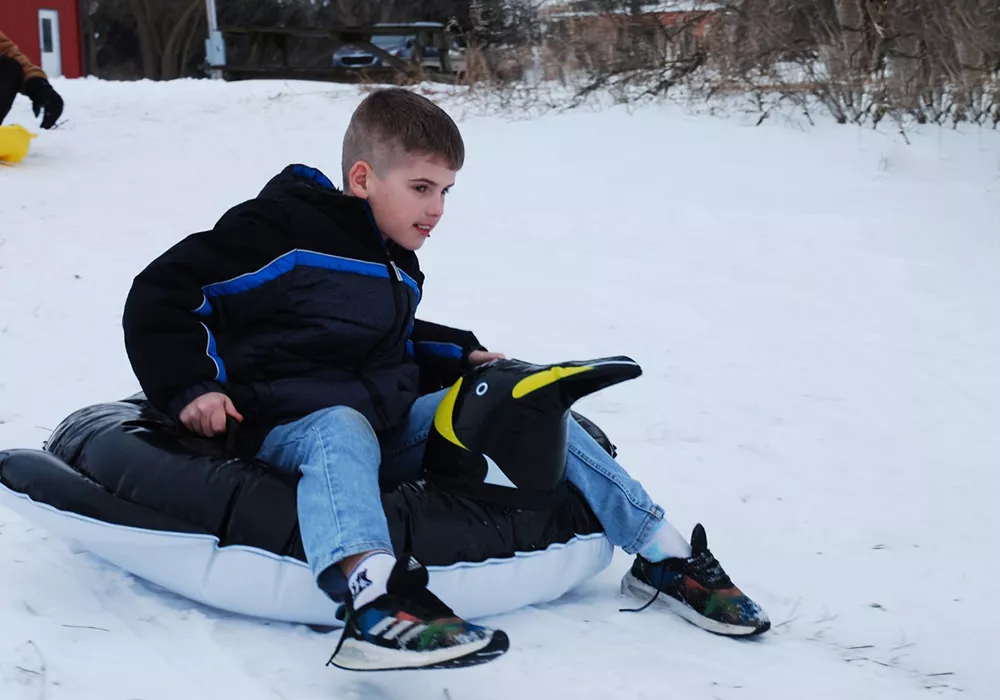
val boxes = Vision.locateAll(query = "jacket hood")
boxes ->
[258,163,341,200]
[257,164,388,248]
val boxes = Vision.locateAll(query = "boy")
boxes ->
[123,88,768,673]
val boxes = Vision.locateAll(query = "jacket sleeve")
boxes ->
[122,202,291,418]
[409,318,487,392]
[0,31,47,84]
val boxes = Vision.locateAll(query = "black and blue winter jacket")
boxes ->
[122,164,485,449]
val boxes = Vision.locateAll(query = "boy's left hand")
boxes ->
[469,350,506,366]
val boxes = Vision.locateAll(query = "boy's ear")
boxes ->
[347,161,373,199]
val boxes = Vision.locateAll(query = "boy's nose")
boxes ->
[426,197,444,218]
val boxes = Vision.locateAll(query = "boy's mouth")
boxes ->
[414,224,432,237]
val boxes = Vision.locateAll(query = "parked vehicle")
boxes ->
[332,22,466,74]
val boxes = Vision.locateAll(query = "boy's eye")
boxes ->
[414,185,428,193]
[442,187,451,195]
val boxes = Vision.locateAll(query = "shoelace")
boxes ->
[690,550,733,588]
[620,587,662,613]
[619,559,672,613]
[619,550,733,614]
[327,605,353,665]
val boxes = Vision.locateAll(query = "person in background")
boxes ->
[0,29,64,129]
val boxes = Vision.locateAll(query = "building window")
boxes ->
[41,19,54,52]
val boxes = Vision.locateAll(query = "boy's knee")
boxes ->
[306,405,378,443]
[568,413,617,459]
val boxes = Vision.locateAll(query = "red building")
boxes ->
[0,0,83,79]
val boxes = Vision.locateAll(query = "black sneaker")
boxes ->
[621,524,770,636]
[327,556,509,671]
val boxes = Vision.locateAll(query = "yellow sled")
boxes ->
[0,124,37,164]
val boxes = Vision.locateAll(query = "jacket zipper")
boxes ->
[358,373,389,429]
[385,255,415,357]
[358,249,407,429]
[388,259,402,282]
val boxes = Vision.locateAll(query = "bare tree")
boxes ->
[79,0,1000,128]
[556,0,999,127]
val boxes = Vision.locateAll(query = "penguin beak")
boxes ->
[512,356,642,405]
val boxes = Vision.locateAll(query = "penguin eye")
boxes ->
[475,382,489,396]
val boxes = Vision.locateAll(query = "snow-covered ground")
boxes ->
[1,78,998,699]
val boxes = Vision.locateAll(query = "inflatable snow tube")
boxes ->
[0,396,616,626]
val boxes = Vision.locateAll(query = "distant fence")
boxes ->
[211,23,462,84]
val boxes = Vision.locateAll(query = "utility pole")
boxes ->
[204,0,225,79]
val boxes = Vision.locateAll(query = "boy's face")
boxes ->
[348,151,456,251]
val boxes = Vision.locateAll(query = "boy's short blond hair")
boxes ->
[341,88,465,187]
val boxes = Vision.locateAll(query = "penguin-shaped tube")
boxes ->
[0,370,625,624]
[423,356,642,509]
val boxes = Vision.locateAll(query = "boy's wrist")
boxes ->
[167,380,226,419]
[460,338,488,369]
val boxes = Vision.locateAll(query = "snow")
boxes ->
[540,0,722,18]
[1,77,999,699]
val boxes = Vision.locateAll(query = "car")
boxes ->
[332,22,466,74]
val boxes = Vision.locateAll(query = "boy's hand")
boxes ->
[179,392,243,437]
[468,350,506,366]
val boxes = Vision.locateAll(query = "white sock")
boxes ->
[638,519,692,562]
[347,551,396,609]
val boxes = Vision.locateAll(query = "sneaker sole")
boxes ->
[328,630,509,672]
[621,573,770,637]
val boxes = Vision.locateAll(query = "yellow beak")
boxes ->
[511,365,593,399]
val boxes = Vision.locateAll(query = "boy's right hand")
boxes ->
[179,392,243,437]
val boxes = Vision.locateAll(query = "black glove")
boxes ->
[22,77,64,129]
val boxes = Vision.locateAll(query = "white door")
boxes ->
[38,10,62,78]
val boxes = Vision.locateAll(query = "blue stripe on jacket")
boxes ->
[397,268,421,302]
[193,295,212,317]
[196,249,421,301]
[414,341,463,360]
[189,248,421,382]
[200,249,403,298]
[200,322,227,382]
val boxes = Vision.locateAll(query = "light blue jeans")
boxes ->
[257,388,664,598]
